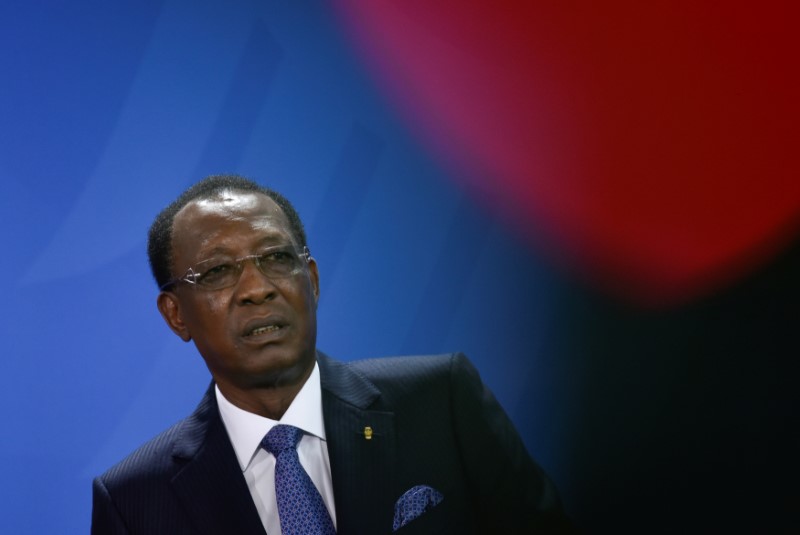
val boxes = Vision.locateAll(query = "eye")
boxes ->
[272,251,293,263]
[256,247,300,276]
[197,262,235,285]
[262,248,296,264]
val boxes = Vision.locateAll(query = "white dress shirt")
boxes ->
[215,362,337,535]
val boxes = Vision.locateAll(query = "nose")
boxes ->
[234,258,278,305]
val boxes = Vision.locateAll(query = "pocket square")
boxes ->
[392,484,444,531]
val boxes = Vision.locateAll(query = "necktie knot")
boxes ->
[262,424,304,455]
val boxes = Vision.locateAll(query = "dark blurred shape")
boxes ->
[550,231,800,532]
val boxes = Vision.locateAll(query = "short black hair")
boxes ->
[147,174,307,290]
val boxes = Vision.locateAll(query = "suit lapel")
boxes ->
[166,356,398,535]
[319,353,398,534]
[170,385,266,535]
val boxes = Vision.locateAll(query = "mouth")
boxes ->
[247,324,282,337]
[242,316,288,340]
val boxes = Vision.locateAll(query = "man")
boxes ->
[91,174,572,534]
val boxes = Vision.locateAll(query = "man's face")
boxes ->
[158,191,319,395]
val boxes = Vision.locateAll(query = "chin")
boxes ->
[245,350,314,387]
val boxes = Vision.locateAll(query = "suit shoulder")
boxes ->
[95,385,216,490]
[345,352,479,399]
[95,418,187,490]
[349,352,475,377]
[348,352,453,378]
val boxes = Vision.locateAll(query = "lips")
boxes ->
[249,325,281,336]
[241,316,288,339]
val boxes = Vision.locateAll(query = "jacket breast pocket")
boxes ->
[392,500,459,535]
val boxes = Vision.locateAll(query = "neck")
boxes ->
[215,361,315,420]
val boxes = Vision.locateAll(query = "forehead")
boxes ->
[171,190,293,260]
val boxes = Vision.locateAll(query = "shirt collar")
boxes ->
[215,361,326,471]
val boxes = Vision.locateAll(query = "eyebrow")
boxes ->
[254,234,294,247]
[193,235,294,261]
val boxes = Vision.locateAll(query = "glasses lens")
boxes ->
[184,246,307,290]
[195,261,240,289]
[255,247,303,278]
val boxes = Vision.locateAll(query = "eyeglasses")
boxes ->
[160,245,311,291]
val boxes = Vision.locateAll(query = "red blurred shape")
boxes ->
[334,1,800,306]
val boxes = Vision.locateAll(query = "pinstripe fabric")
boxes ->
[321,353,571,533]
[92,352,571,534]
[92,386,265,534]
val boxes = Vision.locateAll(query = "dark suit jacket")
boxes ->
[92,352,571,534]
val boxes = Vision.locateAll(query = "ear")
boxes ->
[157,291,192,342]
[307,257,320,305]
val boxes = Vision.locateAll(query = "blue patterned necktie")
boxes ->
[262,424,336,535]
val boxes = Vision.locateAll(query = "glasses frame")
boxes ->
[160,245,311,291]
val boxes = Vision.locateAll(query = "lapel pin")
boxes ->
[363,426,373,440]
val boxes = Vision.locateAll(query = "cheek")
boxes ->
[186,294,231,329]
[293,288,318,316]
[205,298,229,316]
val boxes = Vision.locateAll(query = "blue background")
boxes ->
[2,2,567,532]
[2,2,797,533]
